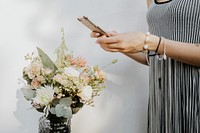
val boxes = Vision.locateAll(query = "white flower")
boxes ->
[25,61,42,79]
[53,74,68,86]
[77,85,93,101]
[42,68,53,75]
[64,67,80,78]
[95,69,106,80]
[33,86,54,107]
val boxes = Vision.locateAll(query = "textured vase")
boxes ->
[38,115,71,133]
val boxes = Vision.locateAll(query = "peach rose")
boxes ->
[31,78,41,89]
[25,61,42,79]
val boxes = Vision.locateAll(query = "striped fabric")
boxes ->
[146,0,200,133]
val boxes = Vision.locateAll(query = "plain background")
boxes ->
[0,0,149,133]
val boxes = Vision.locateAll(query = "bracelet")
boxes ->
[155,37,162,53]
[163,37,167,60]
[157,37,167,60]
[143,32,150,65]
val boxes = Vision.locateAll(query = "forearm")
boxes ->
[122,52,148,65]
[148,35,200,67]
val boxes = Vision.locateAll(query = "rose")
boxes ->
[31,78,41,89]
[64,67,80,78]
[77,85,93,101]
[33,86,54,107]
[36,76,46,84]
[24,61,42,79]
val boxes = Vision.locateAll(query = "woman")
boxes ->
[91,0,200,133]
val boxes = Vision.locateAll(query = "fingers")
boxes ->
[106,31,118,36]
[96,36,119,44]
[90,31,118,38]
[90,30,121,53]
[90,32,101,38]
[100,44,120,52]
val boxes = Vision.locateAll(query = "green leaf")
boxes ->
[37,47,57,72]
[63,106,72,118]
[21,88,36,100]
[59,97,72,107]
[50,107,56,114]
[55,104,64,117]
[55,104,72,118]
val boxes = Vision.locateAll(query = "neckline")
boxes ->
[154,0,172,4]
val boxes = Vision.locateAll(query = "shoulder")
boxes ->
[147,0,153,8]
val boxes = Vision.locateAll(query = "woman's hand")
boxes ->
[90,31,149,65]
[90,31,118,38]
[94,32,146,53]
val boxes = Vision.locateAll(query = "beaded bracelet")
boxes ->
[143,32,150,65]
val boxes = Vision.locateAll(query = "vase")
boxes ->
[38,115,71,133]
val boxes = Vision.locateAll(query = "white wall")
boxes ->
[0,0,149,133]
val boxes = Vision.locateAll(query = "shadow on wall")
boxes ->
[14,89,42,133]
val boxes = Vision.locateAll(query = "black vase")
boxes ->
[38,115,71,133]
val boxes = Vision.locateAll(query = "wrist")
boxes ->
[143,32,167,62]
[147,34,160,51]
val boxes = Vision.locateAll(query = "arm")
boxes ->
[97,33,200,67]
[148,35,200,67]
[147,0,153,8]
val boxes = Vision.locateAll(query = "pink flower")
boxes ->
[75,56,86,67]
[65,54,76,66]
[31,78,41,89]
[80,73,91,85]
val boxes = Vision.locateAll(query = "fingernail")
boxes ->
[96,33,100,36]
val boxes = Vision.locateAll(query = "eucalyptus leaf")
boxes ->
[59,97,72,107]
[55,104,72,119]
[55,104,64,117]
[50,107,56,114]
[63,106,72,119]
[21,88,36,100]
[37,47,57,72]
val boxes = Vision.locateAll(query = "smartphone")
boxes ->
[77,16,109,37]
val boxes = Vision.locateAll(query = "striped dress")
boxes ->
[147,0,200,133]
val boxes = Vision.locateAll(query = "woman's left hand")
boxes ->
[96,32,146,53]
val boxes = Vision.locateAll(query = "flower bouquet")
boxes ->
[21,29,117,133]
